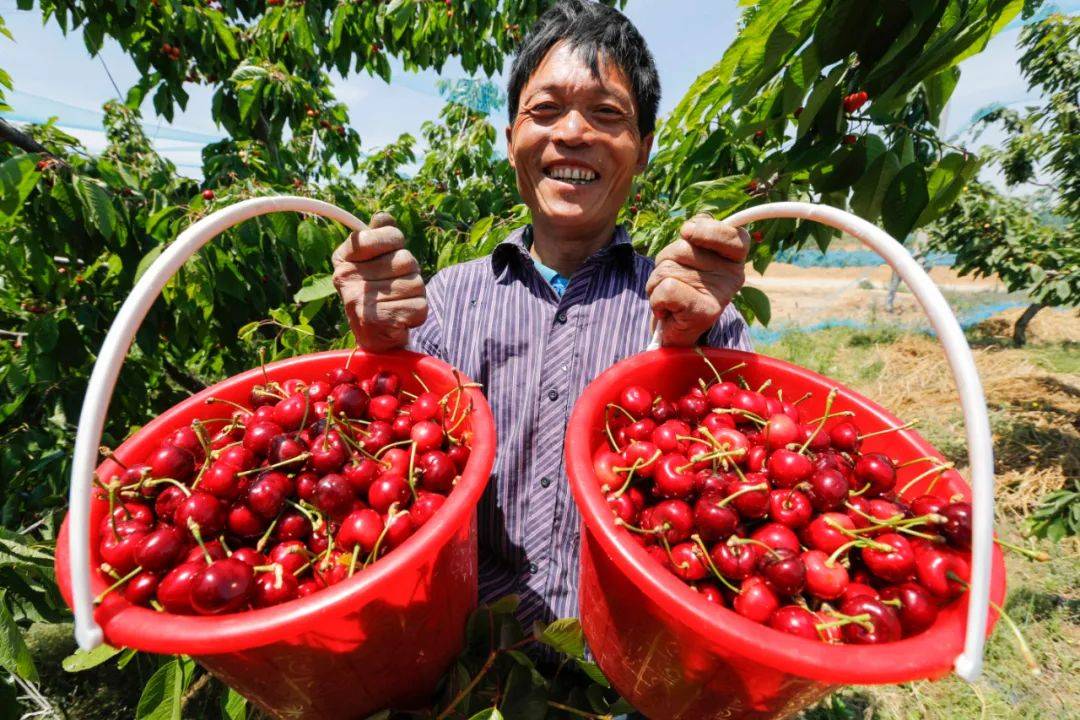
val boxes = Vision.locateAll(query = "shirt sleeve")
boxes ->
[408,272,444,360]
[703,303,753,351]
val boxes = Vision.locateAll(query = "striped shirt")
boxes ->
[410,224,752,628]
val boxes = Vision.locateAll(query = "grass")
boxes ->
[758,320,1080,720]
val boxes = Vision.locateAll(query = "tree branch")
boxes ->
[0,118,50,155]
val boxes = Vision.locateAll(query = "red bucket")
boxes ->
[56,348,495,718]
[566,348,1007,720]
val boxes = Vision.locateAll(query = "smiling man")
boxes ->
[332,0,751,629]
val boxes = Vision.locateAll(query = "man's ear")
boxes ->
[635,132,654,174]
[505,125,515,169]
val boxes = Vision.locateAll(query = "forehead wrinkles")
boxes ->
[523,42,633,108]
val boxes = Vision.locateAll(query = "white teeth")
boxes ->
[547,165,597,184]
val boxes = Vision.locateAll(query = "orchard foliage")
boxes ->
[628,0,1023,324]
[0,0,1039,716]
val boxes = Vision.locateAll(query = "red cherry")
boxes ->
[157,561,203,614]
[230,548,266,567]
[676,394,708,424]
[802,549,849,600]
[370,370,400,396]
[734,576,779,623]
[759,547,806,596]
[202,189,215,201]
[329,383,369,419]
[652,420,690,454]
[693,492,739,542]
[343,459,381,495]
[247,471,292,520]
[653,454,694,498]
[724,475,770,519]
[940,502,972,549]
[123,571,160,607]
[768,489,813,528]
[764,414,799,450]
[274,510,312,542]
[381,511,416,551]
[381,448,410,476]
[731,390,767,421]
[253,569,299,607]
[838,596,901,644]
[751,522,801,554]
[227,503,266,538]
[619,385,654,417]
[218,445,256,471]
[914,544,968,600]
[133,526,185,571]
[168,426,204,461]
[650,398,677,422]
[267,434,307,467]
[829,421,861,453]
[243,421,284,457]
[853,453,896,497]
[417,450,456,493]
[148,444,196,482]
[410,491,446,527]
[309,431,350,473]
[175,492,225,539]
[337,509,383,553]
[369,394,400,421]
[327,367,357,386]
[669,542,708,581]
[410,420,444,452]
[269,541,309,576]
[766,449,813,488]
[201,462,242,500]
[367,474,410,514]
[272,393,309,431]
[649,499,694,544]
[808,468,850,512]
[99,522,149,574]
[314,473,355,519]
[768,605,821,640]
[711,541,761,581]
[191,558,254,614]
[862,533,915,582]
[706,382,737,408]
[804,512,855,554]
[607,492,638,524]
[154,485,187,524]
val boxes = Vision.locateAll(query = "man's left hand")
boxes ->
[645,213,750,346]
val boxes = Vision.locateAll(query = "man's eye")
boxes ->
[532,103,558,112]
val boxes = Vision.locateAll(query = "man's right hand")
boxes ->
[332,212,427,352]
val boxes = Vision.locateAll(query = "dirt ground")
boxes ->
[748,262,1014,328]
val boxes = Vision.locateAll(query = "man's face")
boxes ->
[506,42,652,234]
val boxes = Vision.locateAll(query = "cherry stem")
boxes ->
[205,396,251,415]
[858,420,918,440]
[613,518,662,537]
[896,455,938,469]
[948,574,1040,675]
[717,482,768,508]
[143,477,192,496]
[694,347,724,385]
[897,462,955,497]
[374,439,414,459]
[335,428,388,466]
[94,565,142,604]
[348,544,361,578]
[798,387,838,455]
[823,518,894,551]
[790,391,813,406]
[411,372,430,393]
[98,446,129,470]
[345,345,359,371]
[711,408,767,426]
[399,389,418,401]
[186,519,214,565]
[676,447,744,473]
[406,442,419,502]
[825,540,859,567]
[756,378,772,394]
[727,536,781,559]
[255,515,280,553]
[606,403,637,424]
[994,538,1050,562]
[690,534,738,592]
[286,500,324,532]
[816,612,873,633]
[806,410,855,424]
[237,452,311,476]
[604,411,620,452]
[364,505,402,568]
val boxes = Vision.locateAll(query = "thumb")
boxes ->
[370,211,397,230]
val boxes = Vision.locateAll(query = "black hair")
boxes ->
[506,0,661,139]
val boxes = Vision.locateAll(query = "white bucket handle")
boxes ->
[69,196,367,651]
[649,201,993,682]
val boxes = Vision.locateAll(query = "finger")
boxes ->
[359,274,426,301]
[334,248,420,282]
[332,224,406,264]
[654,239,737,274]
[357,296,428,331]
[649,277,716,347]
[679,219,750,263]
[370,211,397,230]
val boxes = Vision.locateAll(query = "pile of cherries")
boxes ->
[94,363,473,615]
[595,358,977,645]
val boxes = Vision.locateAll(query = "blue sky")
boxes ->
[1,0,1075,181]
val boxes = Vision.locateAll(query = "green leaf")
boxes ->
[796,65,844,140]
[737,286,771,326]
[294,273,336,303]
[0,154,42,220]
[466,709,503,720]
[136,657,192,720]
[73,175,118,239]
[882,163,929,240]
[534,617,585,659]
[134,244,165,284]
[575,658,610,687]
[922,67,960,125]
[916,152,980,227]
[0,590,37,681]
[62,643,122,673]
[469,216,495,247]
[220,688,247,720]
[850,150,901,222]
[809,142,867,193]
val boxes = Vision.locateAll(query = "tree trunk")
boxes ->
[886,270,901,313]
[0,118,50,154]
[1013,303,1045,347]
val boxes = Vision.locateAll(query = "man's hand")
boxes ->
[645,212,750,346]
[332,212,427,352]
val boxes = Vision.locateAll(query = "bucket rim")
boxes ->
[56,348,496,655]
[566,346,1007,686]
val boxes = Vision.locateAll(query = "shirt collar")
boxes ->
[491,224,635,277]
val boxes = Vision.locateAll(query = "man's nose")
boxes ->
[552,108,592,145]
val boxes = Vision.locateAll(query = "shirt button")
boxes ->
[540,476,552,488]
[529,562,539,574]
[547,388,559,401]
[555,311,568,324]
